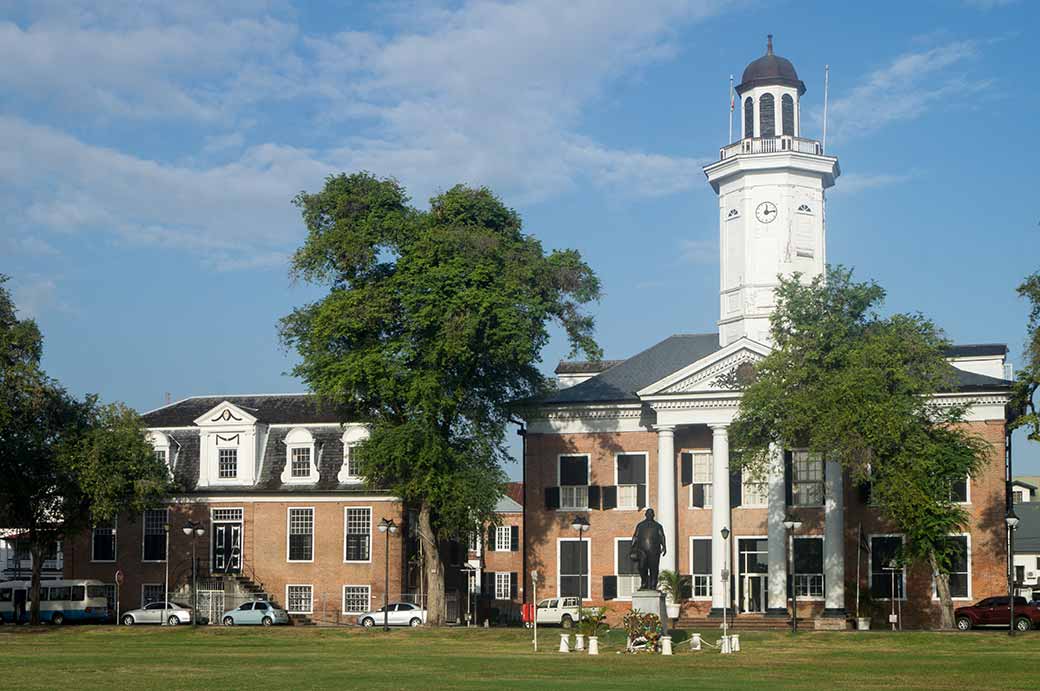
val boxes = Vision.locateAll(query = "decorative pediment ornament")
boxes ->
[211,409,243,422]
[660,350,763,394]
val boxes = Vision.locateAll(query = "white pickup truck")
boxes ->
[534,597,582,628]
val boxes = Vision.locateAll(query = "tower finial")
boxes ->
[767,34,773,55]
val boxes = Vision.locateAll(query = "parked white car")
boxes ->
[535,597,582,628]
[121,601,196,626]
[357,602,427,627]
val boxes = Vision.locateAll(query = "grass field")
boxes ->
[1,624,1037,690]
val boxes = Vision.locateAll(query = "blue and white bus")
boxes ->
[0,579,110,624]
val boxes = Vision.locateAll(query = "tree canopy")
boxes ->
[1011,271,1040,442]
[730,267,988,628]
[280,173,601,623]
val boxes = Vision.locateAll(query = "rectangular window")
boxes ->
[792,451,824,506]
[615,453,647,510]
[291,447,311,478]
[342,585,370,614]
[343,444,360,480]
[211,508,244,522]
[792,537,824,598]
[495,572,511,600]
[943,535,970,599]
[691,538,712,598]
[870,536,905,600]
[742,475,768,507]
[344,507,371,562]
[495,526,512,552]
[559,540,589,598]
[288,508,314,562]
[949,477,969,503]
[286,585,313,614]
[688,451,713,508]
[142,583,164,606]
[91,521,116,562]
[142,509,168,561]
[218,448,238,479]
[615,539,640,598]
[559,455,589,510]
[154,449,167,466]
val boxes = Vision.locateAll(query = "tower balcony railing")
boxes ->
[720,135,823,160]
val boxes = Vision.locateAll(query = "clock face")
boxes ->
[756,201,777,224]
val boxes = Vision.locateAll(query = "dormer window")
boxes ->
[219,448,238,479]
[193,401,261,487]
[339,424,370,484]
[282,428,319,484]
[147,431,174,474]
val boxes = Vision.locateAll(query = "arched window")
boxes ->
[743,97,754,139]
[760,93,775,138]
[782,94,795,136]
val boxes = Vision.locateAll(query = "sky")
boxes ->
[3,0,1039,480]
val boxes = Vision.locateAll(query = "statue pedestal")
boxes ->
[630,589,668,634]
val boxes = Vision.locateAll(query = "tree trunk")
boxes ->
[930,553,954,630]
[29,534,44,626]
[419,502,446,626]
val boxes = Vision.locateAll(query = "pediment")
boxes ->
[637,338,771,397]
[193,400,258,427]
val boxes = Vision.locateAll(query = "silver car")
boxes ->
[121,601,195,626]
[357,602,427,627]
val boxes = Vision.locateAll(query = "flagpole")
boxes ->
[822,64,830,153]
[728,74,734,143]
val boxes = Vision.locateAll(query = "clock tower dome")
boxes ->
[703,35,840,347]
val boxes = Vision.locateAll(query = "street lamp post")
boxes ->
[378,518,399,632]
[1007,509,1020,637]
[882,560,901,631]
[721,526,731,647]
[182,521,206,628]
[782,517,803,634]
[531,569,539,652]
[162,522,170,627]
[570,515,590,617]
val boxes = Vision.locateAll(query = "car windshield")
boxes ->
[173,602,190,609]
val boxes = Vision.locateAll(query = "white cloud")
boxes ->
[680,238,717,265]
[832,172,915,195]
[9,274,69,319]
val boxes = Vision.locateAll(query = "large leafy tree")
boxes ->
[1011,272,1040,442]
[281,173,601,624]
[730,267,987,629]
[0,276,170,624]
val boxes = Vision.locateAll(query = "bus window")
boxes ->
[71,586,85,601]
[87,585,107,599]
[0,588,11,602]
[51,586,71,601]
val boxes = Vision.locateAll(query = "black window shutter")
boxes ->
[603,575,617,601]
[601,486,617,510]
[487,525,496,552]
[858,480,871,505]
[545,486,560,510]
[681,452,693,486]
[510,572,518,599]
[482,572,493,597]
[679,575,692,601]
[587,485,601,510]
[636,483,646,509]
[784,451,793,507]
[691,484,705,508]
[510,526,519,552]
[730,467,742,508]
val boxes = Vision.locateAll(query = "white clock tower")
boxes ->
[704,36,840,347]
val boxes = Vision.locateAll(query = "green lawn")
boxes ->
[1,624,1037,690]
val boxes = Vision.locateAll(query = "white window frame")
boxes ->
[688,536,713,600]
[869,533,907,601]
[287,507,315,563]
[90,521,117,563]
[290,447,312,478]
[741,473,768,508]
[141,508,168,563]
[557,454,590,512]
[556,537,591,599]
[932,533,972,601]
[211,507,244,522]
[141,583,164,607]
[686,449,713,509]
[789,535,825,601]
[339,424,369,484]
[612,537,640,601]
[285,584,313,614]
[343,506,372,564]
[613,452,648,511]
[495,525,512,552]
[791,450,824,507]
[218,447,238,479]
[950,476,971,505]
[342,585,371,615]
[282,427,318,484]
[494,572,511,600]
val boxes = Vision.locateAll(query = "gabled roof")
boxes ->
[142,394,349,427]
[944,344,1008,358]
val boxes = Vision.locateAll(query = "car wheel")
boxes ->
[262,616,273,627]
[167,615,180,626]
[1015,617,1031,632]
[361,617,375,628]
[51,613,64,626]
[955,616,972,631]
[122,614,135,626]
[561,615,573,629]
[223,616,234,627]
[409,617,422,627]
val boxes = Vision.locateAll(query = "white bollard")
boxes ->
[574,633,585,651]
[720,635,732,654]
[690,633,702,651]
[588,636,599,655]
[559,633,570,653]
[661,635,673,656]
[731,633,740,652]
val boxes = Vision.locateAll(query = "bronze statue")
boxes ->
[629,508,667,590]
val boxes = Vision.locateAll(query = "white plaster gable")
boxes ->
[280,427,320,485]
[338,423,370,484]
[193,400,263,488]
[637,337,771,397]
[193,401,258,427]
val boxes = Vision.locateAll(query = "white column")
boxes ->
[823,458,846,615]
[766,444,788,614]
[656,426,677,574]
[710,425,730,613]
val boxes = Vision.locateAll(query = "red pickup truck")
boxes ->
[955,596,1040,632]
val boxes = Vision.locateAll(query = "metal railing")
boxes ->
[720,136,823,160]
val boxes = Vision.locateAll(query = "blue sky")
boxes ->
[3,0,1039,479]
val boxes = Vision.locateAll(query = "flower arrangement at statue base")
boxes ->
[623,610,663,653]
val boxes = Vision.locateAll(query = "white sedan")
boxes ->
[357,602,427,627]
[121,601,196,626]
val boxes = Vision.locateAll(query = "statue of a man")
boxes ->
[629,508,667,590]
